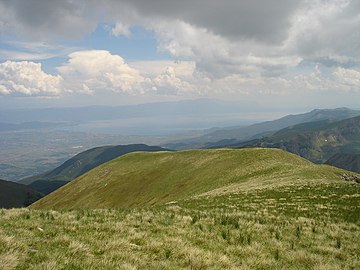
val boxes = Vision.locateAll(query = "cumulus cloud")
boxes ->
[0,61,62,96]
[57,51,205,97]
[57,50,145,94]
[0,51,202,98]
[151,66,197,95]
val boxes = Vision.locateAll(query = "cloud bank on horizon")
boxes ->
[0,0,359,108]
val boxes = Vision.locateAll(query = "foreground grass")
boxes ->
[1,182,359,269]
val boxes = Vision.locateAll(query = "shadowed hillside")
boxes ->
[0,179,43,208]
[326,153,360,173]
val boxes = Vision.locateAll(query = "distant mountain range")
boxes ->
[210,116,360,174]
[164,108,360,149]
[0,179,43,208]
[20,144,169,194]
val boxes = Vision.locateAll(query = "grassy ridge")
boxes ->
[20,144,168,195]
[1,180,360,269]
[31,148,347,209]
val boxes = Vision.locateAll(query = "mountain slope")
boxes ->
[28,180,69,195]
[0,179,43,208]
[21,144,169,194]
[228,116,360,165]
[325,153,360,173]
[165,108,360,149]
[30,148,350,210]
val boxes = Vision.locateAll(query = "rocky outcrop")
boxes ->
[341,173,360,184]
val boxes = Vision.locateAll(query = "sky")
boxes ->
[0,0,360,110]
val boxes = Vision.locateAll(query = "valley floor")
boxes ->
[1,182,359,269]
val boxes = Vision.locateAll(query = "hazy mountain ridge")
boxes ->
[227,116,360,168]
[165,107,360,149]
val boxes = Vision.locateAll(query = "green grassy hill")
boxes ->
[21,144,168,194]
[0,179,43,208]
[31,148,350,209]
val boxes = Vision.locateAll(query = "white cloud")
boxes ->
[0,61,62,96]
[111,22,131,37]
[131,60,196,78]
[0,49,55,61]
[0,52,203,98]
[1,51,359,101]
[284,0,360,64]
[151,66,197,95]
[57,50,145,94]
[0,41,84,61]
[333,67,360,90]
[149,20,236,77]
[57,52,204,97]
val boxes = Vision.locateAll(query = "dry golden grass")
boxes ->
[1,180,360,269]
